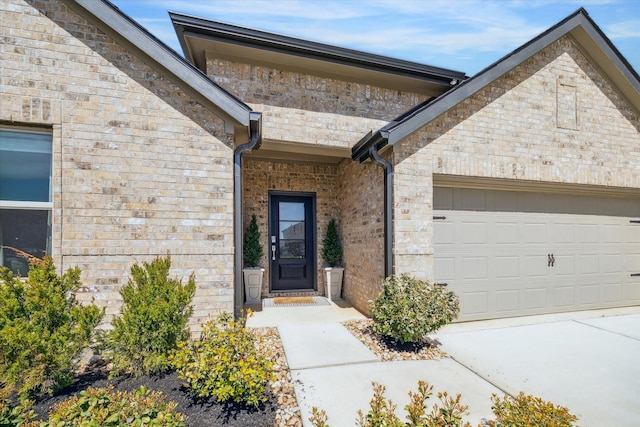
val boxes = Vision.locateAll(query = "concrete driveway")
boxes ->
[436,309,640,427]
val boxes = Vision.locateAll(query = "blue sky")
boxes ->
[111,0,640,76]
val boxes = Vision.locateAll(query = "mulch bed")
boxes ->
[29,327,302,427]
[31,370,277,427]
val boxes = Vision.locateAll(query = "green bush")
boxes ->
[0,257,104,399]
[321,219,343,267]
[243,215,263,267]
[310,381,471,427]
[370,275,459,344]
[102,255,195,377]
[171,311,275,407]
[488,392,577,427]
[40,386,185,427]
[0,389,35,427]
[310,382,579,427]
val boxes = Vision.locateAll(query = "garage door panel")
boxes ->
[603,254,623,273]
[524,288,547,309]
[578,254,599,274]
[524,255,547,277]
[578,224,599,243]
[553,223,575,243]
[624,282,640,301]
[434,257,455,282]
[604,283,623,302]
[462,256,488,279]
[496,256,519,278]
[461,291,489,315]
[578,285,599,304]
[461,222,487,244]
[495,222,518,243]
[554,255,575,275]
[604,224,623,243]
[553,286,575,307]
[434,222,455,244]
[627,225,640,243]
[523,222,547,243]
[496,289,519,312]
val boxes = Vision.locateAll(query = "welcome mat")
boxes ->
[263,296,331,307]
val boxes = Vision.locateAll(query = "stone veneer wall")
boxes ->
[392,36,640,281]
[337,159,385,315]
[242,159,340,296]
[2,0,236,330]
[207,58,425,121]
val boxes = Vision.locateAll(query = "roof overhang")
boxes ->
[65,0,256,138]
[170,13,468,97]
[352,8,640,162]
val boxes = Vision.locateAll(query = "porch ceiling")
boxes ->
[245,140,351,165]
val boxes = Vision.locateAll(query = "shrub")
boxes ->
[102,255,195,377]
[41,386,185,426]
[321,219,343,267]
[0,257,104,399]
[370,275,459,344]
[0,389,35,426]
[488,392,578,427]
[309,381,472,427]
[171,311,275,407]
[243,215,263,267]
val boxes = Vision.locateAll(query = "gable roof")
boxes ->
[170,12,468,97]
[62,0,259,136]
[352,8,640,162]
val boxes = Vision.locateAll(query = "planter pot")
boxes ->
[324,267,344,301]
[242,267,264,304]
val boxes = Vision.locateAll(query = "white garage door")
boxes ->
[434,187,640,321]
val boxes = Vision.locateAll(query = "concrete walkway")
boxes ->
[247,302,640,427]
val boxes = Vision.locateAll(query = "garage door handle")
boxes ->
[433,216,447,220]
[632,273,640,277]
[630,220,640,224]
[435,282,448,287]
[548,253,555,267]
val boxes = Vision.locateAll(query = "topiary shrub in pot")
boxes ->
[243,215,264,304]
[321,219,344,301]
[370,274,460,345]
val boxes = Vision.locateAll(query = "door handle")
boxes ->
[548,253,555,267]
[551,254,555,267]
[271,236,276,261]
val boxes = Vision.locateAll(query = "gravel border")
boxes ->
[254,327,303,427]
[343,319,446,361]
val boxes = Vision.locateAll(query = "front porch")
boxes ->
[241,156,386,313]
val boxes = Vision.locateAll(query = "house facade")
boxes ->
[1,0,638,326]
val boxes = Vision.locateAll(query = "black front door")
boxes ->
[269,193,315,291]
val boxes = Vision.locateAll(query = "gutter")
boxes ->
[234,112,263,318]
[368,144,393,277]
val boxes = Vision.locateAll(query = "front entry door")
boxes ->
[269,193,315,291]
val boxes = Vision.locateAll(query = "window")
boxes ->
[0,127,52,276]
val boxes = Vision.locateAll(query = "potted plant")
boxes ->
[243,215,264,304]
[322,219,344,301]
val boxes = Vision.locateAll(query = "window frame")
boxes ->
[0,126,53,273]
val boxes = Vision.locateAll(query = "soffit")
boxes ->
[244,139,351,165]
[183,34,451,96]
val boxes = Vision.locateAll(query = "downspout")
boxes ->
[234,112,262,318]
[368,144,394,277]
